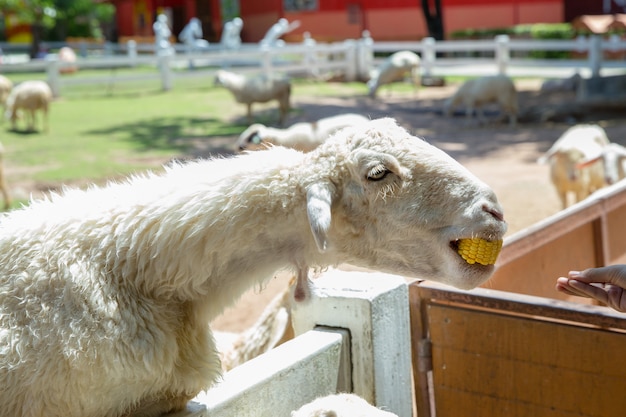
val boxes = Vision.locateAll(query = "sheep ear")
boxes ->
[306,182,335,252]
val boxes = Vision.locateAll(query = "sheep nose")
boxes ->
[483,204,504,222]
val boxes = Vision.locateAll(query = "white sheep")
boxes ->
[215,279,294,371]
[538,123,611,208]
[577,141,626,187]
[291,393,398,417]
[0,75,13,111]
[215,69,291,126]
[0,117,506,417]
[443,74,518,127]
[5,80,52,132]
[236,113,370,152]
[367,50,421,98]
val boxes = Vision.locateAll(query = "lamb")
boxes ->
[214,279,294,371]
[538,124,611,208]
[443,74,518,127]
[577,141,626,186]
[367,50,421,98]
[0,117,507,417]
[291,393,398,417]
[5,80,53,132]
[236,113,370,152]
[215,69,291,126]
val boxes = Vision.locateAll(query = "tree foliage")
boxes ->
[0,0,115,55]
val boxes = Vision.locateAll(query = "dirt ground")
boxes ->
[210,78,626,332]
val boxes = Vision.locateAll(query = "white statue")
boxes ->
[153,14,174,56]
[220,17,243,50]
[260,18,300,48]
[179,17,210,51]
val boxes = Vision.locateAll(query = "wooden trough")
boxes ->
[410,181,626,417]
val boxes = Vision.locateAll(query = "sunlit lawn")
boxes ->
[0,67,367,207]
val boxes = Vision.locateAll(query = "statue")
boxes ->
[153,14,174,56]
[220,17,243,50]
[179,17,210,51]
[260,18,300,48]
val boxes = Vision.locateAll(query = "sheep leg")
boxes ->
[246,103,253,123]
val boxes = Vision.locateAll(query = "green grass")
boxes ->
[0,69,366,208]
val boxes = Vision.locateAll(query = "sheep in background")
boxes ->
[0,75,13,112]
[0,117,506,417]
[367,50,420,98]
[214,279,294,371]
[6,80,52,132]
[236,113,369,152]
[540,73,582,93]
[58,46,78,74]
[215,69,291,126]
[443,74,518,127]
[291,393,398,417]
[577,141,626,186]
[538,124,610,208]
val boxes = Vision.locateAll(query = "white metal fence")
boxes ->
[1,33,625,97]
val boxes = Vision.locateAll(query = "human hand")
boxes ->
[556,265,626,312]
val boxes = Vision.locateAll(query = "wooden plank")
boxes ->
[434,388,592,417]
[413,281,626,331]
[427,304,626,417]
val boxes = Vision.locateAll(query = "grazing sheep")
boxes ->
[0,117,506,417]
[58,46,78,74]
[538,124,610,208]
[215,279,294,371]
[443,74,518,127]
[0,142,11,210]
[237,113,369,152]
[215,69,291,125]
[0,75,13,111]
[6,80,52,132]
[291,393,398,417]
[367,50,420,98]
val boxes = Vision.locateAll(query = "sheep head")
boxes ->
[237,123,270,151]
[304,118,507,290]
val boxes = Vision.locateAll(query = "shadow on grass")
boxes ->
[83,115,246,158]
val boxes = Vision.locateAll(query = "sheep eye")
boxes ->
[367,165,389,181]
[250,133,262,144]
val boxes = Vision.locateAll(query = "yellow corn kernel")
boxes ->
[457,238,503,266]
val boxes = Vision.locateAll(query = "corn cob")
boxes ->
[457,238,503,266]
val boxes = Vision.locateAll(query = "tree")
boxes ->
[421,0,444,40]
[0,0,115,58]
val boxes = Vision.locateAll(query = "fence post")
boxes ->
[46,57,61,98]
[291,270,413,417]
[589,34,602,77]
[302,32,318,79]
[495,34,510,74]
[421,37,436,78]
[356,30,374,81]
[342,39,357,82]
[158,53,172,91]
[261,44,272,78]
[127,40,137,67]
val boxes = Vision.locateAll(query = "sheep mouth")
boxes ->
[449,238,503,266]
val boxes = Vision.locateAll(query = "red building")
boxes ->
[108,0,610,44]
